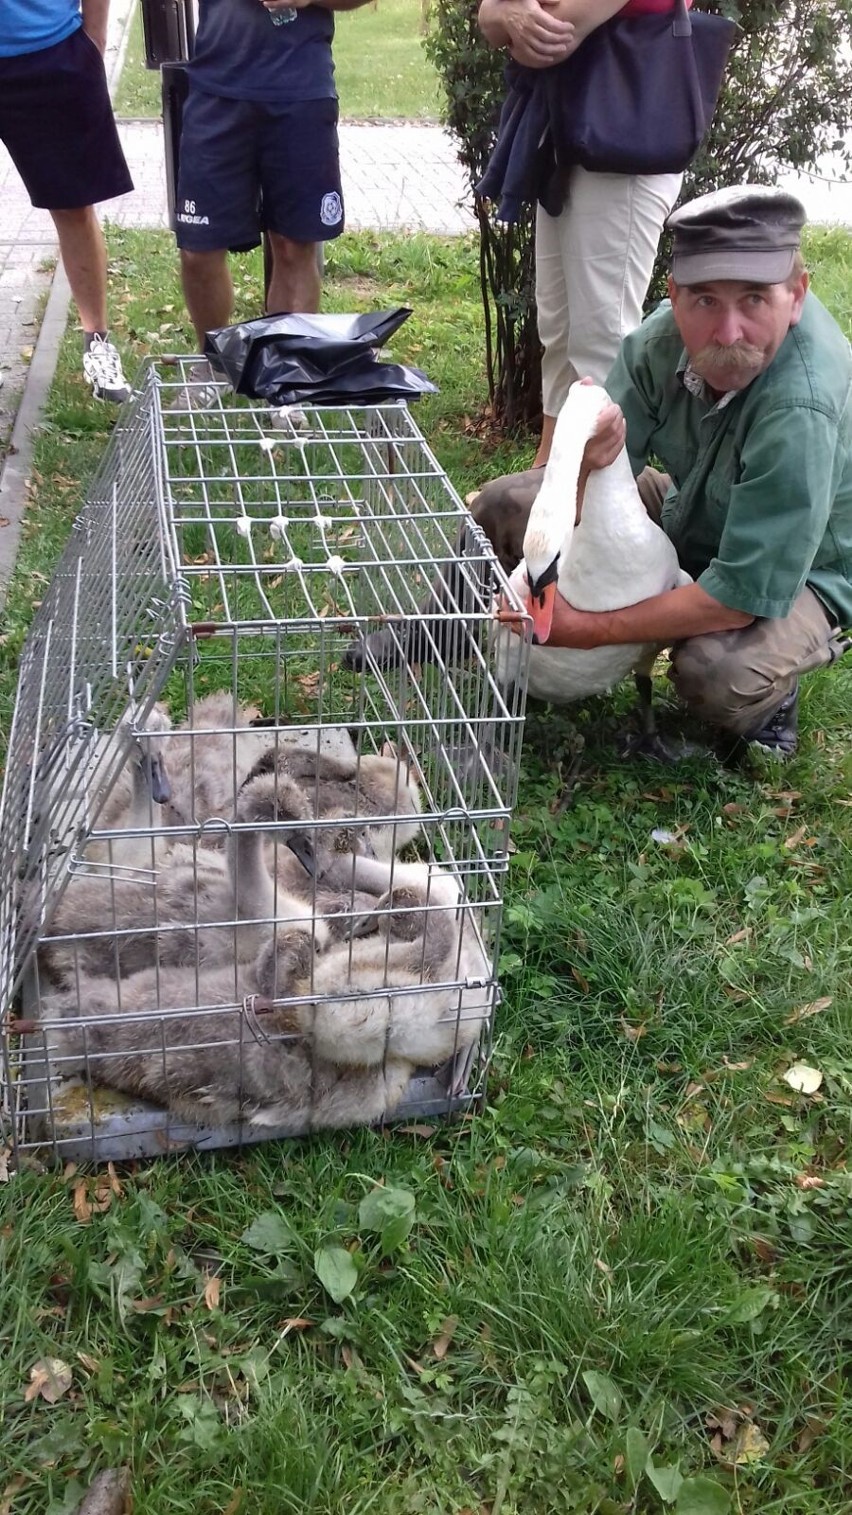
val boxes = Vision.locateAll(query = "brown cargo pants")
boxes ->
[470,465,849,738]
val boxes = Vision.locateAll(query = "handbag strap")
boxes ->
[672,0,692,38]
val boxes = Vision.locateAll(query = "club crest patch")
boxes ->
[320,191,343,227]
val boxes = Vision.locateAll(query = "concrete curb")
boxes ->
[0,0,137,606]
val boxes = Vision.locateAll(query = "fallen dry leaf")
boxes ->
[221,1493,244,1515]
[794,1173,826,1190]
[765,1091,795,1107]
[797,1416,827,1454]
[782,1062,824,1095]
[91,1178,113,1214]
[0,1146,10,1183]
[73,1180,92,1225]
[1,1477,27,1515]
[733,1421,770,1465]
[620,1018,647,1042]
[706,1407,739,1442]
[722,1057,754,1071]
[71,1467,131,1515]
[571,966,591,993]
[204,1275,222,1311]
[784,996,833,1026]
[398,1123,437,1138]
[725,927,751,945]
[751,1236,778,1264]
[432,1316,459,1361]
[24,1357,73,1404]
[783,823,808,850]
[275,1317,313,1334]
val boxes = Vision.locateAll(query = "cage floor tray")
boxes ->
[26,1058,477,1164]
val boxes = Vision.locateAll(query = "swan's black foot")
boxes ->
[619,727,680,763]
[620,729,708,763]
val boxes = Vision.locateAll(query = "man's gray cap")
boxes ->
[666,185,807,285]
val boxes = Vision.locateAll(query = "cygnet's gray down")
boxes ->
[241,745,422,860]
[255,860,491,1072]
[159,692,358,837]
[37,947,412,1132]
[39,765,362,987]
[75,704,172,872]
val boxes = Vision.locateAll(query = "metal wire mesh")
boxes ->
[0,360,530,1163]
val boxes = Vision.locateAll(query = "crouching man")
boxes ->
[492,185,852,757]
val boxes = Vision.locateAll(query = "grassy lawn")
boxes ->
[115,0,441,121]
[1,224,851,1513]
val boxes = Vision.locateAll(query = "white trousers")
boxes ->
[536,166,683,416]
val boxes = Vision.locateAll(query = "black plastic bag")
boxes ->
[203,308,437,405]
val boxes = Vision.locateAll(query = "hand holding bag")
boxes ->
[552,0,737,176]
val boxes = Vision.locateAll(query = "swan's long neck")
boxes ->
[524,386,632,587]
[228,828,278,921]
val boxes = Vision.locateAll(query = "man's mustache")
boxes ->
[692,341,765,371]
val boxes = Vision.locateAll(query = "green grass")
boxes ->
[115,0,440,121]
[1,225,852,1513]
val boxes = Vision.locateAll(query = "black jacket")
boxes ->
[476,59,575,223]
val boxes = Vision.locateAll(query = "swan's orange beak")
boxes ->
[529,582,557,644]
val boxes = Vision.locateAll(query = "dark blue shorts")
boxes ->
[175,90,345,253]
[0,28,133,210]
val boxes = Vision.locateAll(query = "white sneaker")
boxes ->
[82,335,131,404]
[167,359,230,413]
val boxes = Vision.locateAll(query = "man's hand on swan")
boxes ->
[579,384,627,473]
[478,0,576,66]
[497,588,600,648]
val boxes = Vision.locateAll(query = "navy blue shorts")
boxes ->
[0,28,132,210]
[175,89,345,253]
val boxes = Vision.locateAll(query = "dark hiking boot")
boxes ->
[716,683,800,766]
[748,682,800,757]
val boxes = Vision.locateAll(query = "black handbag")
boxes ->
[553,0,737,176]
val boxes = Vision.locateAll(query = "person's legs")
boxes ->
[0,31,133,402]
[670,588,846,745]
[179,248,235,349]
[535,168,682,466]
[469,469,543,575]
[50,205,131,402]
[258,96,343,313]
[535,201,574,467]
[50,206,108,333]
[265,233,321,315]
[635,467,671,526]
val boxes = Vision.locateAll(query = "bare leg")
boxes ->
[50,206,108,333]
[532,412,557,469]
[179,248,234,349]
[266,233,321,315]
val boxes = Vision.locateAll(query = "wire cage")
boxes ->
[0,360,530,1165]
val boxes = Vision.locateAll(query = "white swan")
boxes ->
[495,381,691,754]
